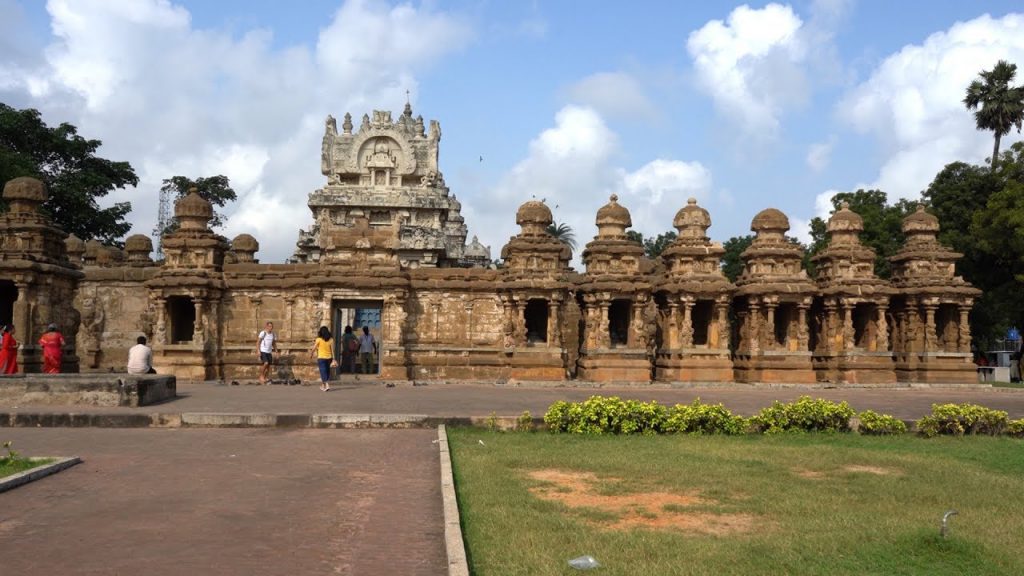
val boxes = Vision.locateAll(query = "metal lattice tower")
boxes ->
[153,186,172,259]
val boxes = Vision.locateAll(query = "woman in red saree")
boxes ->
[0,324,18,374]
[38,323,64,374]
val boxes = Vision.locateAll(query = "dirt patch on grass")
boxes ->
[526,469,754,535]
[843,465,899,476]
[793,468,826,480]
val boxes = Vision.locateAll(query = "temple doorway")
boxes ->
[333,299,382,375]
[0,281,16,327]
[167,296,195,343]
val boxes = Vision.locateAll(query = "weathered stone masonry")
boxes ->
[0,107,981,384]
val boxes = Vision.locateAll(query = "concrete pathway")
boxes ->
[0,428,446,576]
[3,380,1024,420]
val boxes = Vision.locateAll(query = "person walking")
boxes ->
[341,325,358,374]
[256,321,277,384]
[309,326,337,392]
[38,323,65,374]
[358,325,377,375]
[0,324,18,374]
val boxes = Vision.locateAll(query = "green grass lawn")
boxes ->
[0,457,53,478]
[449,429,1024,576]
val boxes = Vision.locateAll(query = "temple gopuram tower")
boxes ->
[889,206,979,383]
[810,203,896,384]
[145,190,229,380]
[576,195,653,382]
[732,208,816,383]
[498,200,574,380]
[655,198,735,382]
[293,104,485,268]
[0,177,83,373]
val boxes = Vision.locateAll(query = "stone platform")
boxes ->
[0,374,176,407]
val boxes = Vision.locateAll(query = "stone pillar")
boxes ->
[797,303,809,351]
[842,303,854,351]
[680,300,693,348]
[958,304,971,353]
[597,302,610,348]
[715,300,729,350]
[549,299,561,347]
[667,302,680,350]
[748,301,761,354]
[764,301,776,350]
[876,304,889,352]
[464,301,474,344]
[193,299,206,347]
[924,304,938,352]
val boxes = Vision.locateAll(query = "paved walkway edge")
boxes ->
[0,456,81,493]
[0,412,536,429]
[438,425,470,576]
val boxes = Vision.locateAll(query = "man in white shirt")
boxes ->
[358,326,377,375]
[126,336,155,374]
[256,321,277,384]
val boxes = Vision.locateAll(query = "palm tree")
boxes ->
[545,221,577,252]
[964,60,1024,170]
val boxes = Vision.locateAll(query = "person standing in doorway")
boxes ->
[0,324,17,374]
[359,325,377,375]
[309,326,337,392]
[256,321,277,384]
[341,325,358,374]
[38,323,65,374]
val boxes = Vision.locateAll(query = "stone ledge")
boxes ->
[0,456,82,493]
[438,425,470,576]
[0,374,176,407]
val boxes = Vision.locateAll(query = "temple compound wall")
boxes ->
[0,107,981,385]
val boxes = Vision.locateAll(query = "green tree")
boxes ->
[642,231,677,259]
[160,175,237,230]
[625,230,643,244]
[806,190,916,279]
[0,103,137,243]
[963,60,1024,170]
[721,235,753,283]
[545,221,577,252]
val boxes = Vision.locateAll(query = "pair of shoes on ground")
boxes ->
[319,384,330,392]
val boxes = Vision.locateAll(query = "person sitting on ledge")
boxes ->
[127,336,156,375]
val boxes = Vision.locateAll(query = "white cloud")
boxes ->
[806,137,836,172]
[564,71,657,121]
[471,105,714,268]
[839,13,1024,200]
[686,3,807,139]
[814,188,842,219]
[0,0,473,262]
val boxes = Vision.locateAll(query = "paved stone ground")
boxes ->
[3,379,1024,419]
[0,428,446,576]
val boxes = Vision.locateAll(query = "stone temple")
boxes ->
[0,106,981,385]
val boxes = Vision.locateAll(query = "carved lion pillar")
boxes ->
[154,298,167,346]
[842,302,854,351]
[714,299,729,350]
[876,303,889,352]
[666,302,680,351]
[597,301,610,348]
[680,300,694,348]
[193,299,206,347]
[958,303,972,353]
[797,303,809,351]
[764,301,776,350]
[747,300,761,354]
[823,301,837,354]
[548,299,561,348]
[923,304,938,353]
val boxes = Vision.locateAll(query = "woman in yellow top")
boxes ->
[309,326,337,392]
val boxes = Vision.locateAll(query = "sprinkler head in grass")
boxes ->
[940,510,958,538]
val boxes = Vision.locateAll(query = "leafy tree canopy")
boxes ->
[0,103,137,244]
[160,174,237,231]
[624,230,678,259]
[721,235,753,283]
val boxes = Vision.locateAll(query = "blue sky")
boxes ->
[2,0,1023,265]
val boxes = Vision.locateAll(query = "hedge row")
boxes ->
[541,396,1024,437]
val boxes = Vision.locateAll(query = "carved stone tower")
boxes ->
[732,208,816,383]
[810,202,896,384]
[889,205,979,383]
[655,198,735,382]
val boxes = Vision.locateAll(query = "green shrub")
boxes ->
[516,410,535,432]
[543,396,666,435]
[1007,418,1024,438]
[663,399,747,435]
[915,403,1009,437]
[749,396,855,434]
[857,410,907,435]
